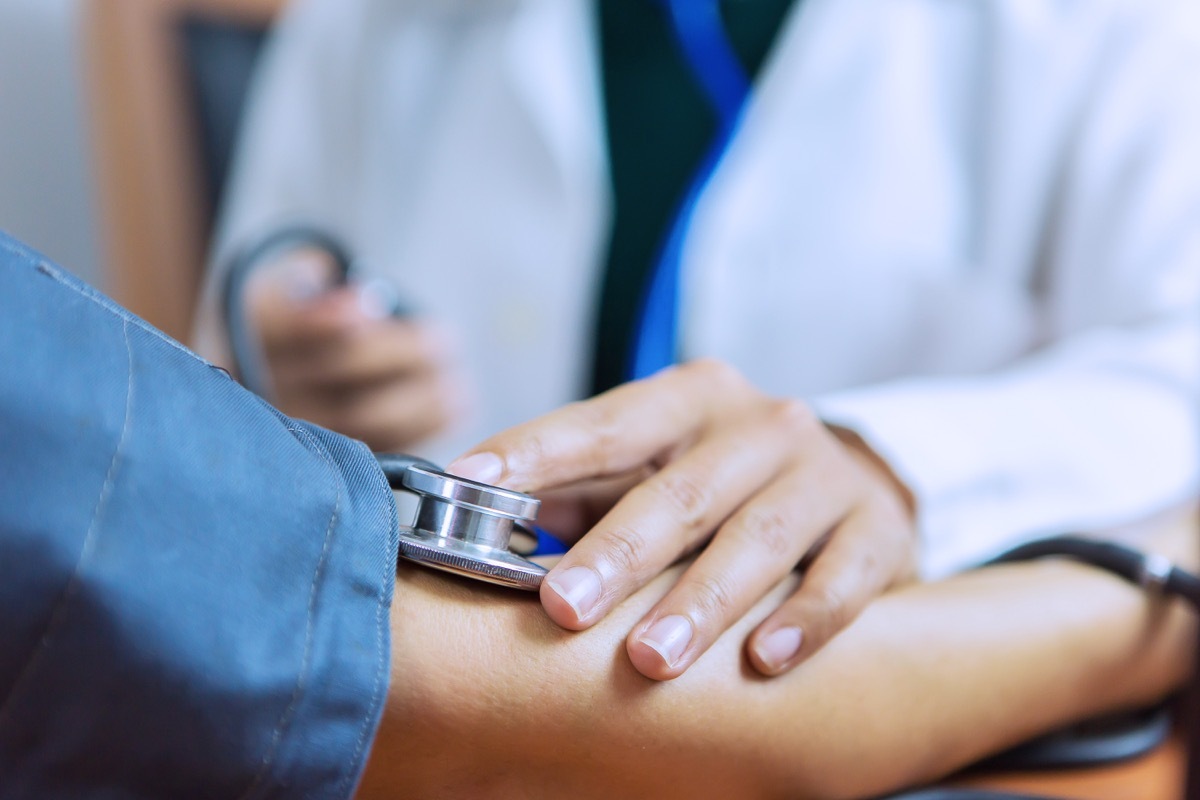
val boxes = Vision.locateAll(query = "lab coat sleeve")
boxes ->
[0,232,398,798]
[815,1,1200,579]
[815,318,1199,580]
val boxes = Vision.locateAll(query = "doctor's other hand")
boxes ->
[242,247,468,452]
[447,359,917,681]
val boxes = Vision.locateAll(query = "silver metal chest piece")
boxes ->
[394,464,548,590]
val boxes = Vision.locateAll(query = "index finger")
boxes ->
[446,359,755,493]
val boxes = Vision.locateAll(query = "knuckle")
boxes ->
[648,471,712,531]
[574,401,623,473]
[688,572,739,624]
[856,545,883,581]
[767,397,817,438]
[809,582,855,634]
[735,506,794,563]
[599,525,652,577]
[512,425,550,471]
[684,358,746,391]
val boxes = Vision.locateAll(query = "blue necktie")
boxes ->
[627,0,754,381]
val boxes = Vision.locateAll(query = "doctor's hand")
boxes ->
[243,247,468,452]
[447,359,917,681]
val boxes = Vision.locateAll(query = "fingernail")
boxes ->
[638,615,693,668]
[446,452,503,485]
[545,566,602,620]
[754,627,803,673]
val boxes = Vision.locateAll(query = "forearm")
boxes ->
[360,512,1196,799]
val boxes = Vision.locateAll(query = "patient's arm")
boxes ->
[358,513,1196,800]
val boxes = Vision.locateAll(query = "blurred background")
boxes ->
[1,0,1194,541]
[0,0,103,286]
[0,0,283,340]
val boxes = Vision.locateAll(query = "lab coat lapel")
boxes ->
[502,0,609,232]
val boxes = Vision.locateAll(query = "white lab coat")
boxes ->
[197,0,1200,578]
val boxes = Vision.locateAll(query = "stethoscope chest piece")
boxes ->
[395,465,548,590]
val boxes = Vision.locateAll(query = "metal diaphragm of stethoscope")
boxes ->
[222,226,548,591]
[375,454,548,590]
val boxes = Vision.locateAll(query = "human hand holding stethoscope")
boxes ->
[447,358,918,681]
[234,239,468,453]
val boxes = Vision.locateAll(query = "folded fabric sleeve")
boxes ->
[0,231,398,799]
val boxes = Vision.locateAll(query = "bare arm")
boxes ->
[358,513,1196,800]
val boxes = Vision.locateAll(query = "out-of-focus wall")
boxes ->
[0,0,102,285]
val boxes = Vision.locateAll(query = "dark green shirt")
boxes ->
[591,0,797,395]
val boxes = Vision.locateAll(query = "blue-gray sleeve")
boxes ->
[0,231,399,799]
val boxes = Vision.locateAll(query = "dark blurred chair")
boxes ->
[85,0,287,343]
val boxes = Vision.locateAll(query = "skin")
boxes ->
[357,510,1197,800]
[237,247,467,452]
[448,359,918,681]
